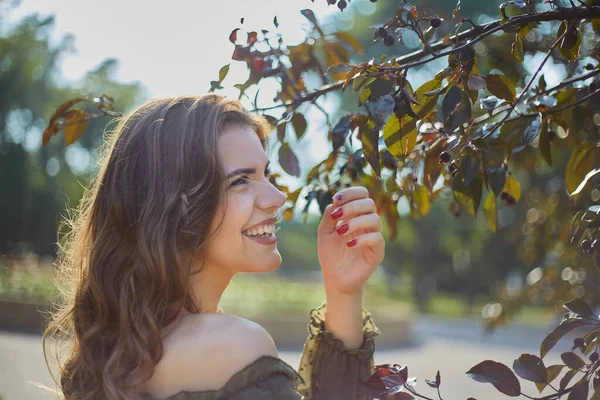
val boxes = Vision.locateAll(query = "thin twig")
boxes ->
[252,7,600,114]
[481,25,570,141]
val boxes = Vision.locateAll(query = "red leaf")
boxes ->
[229,28,240,44]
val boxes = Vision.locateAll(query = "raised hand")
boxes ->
[317,186,385,296]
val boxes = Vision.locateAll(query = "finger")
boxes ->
[329,197,376,227]
[335,213,381,237]
[331,186,369,207]
[318,202,339,233]
[347,232,385,253]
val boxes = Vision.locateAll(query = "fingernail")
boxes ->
[336,223,349,235]
[347,239,357,247]
[333,193,343,203]
[330,207,343,220]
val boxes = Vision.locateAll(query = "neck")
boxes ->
[189,263,235,313]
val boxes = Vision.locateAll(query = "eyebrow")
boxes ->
[226,161,270,180]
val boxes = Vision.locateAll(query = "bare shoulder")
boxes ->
[139,312,278,399]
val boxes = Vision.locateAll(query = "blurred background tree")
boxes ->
[4,0,600,334]
[0,10,143,257]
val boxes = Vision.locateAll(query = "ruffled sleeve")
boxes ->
[296,301,381,400]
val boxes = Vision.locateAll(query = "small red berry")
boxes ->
[338,0,347,10]
[501,191,509,200]
[377,27,388,38]
[383,35,395,46]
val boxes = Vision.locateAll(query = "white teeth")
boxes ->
[243,224,276,236]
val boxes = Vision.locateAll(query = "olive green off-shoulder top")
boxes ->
[141,301,380,400]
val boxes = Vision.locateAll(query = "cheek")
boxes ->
[219,191,255,239]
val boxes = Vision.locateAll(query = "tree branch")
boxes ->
[481,25,569,140]
[252,7,600,114]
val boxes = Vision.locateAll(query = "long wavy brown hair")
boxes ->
[42,94,271,399]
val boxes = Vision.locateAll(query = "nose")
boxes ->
[256,179,287,211]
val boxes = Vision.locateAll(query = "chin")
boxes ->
[254,254,282,273]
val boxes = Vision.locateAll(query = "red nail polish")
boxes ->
[336,223,349,235]
[347,239,357,247]
[334,193,343,203]
[331,208,343,220]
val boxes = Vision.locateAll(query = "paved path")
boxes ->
[0,316,574,400]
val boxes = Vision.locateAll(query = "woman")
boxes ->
[43,94,385,399]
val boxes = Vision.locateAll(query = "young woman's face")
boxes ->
[202,124,287,275]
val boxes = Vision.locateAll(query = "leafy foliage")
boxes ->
[42,0,600,397]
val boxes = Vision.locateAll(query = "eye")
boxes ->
[231,175,249,187]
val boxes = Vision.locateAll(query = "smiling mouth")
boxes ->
[242,226,281,238]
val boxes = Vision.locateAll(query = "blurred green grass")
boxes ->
[0,260,556,326]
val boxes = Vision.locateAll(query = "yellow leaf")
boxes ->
[283,207,294,221]
[483,192,497,233]
[503,177,521,203]
[410,184,431,219]
[334,32,364,55]
[63,109,89,145]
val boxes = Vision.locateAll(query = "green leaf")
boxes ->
[278,142,300,177]
[218,64,231,82]
[442,86,463,121]
[413,79,442,119]
[460,148,481,186]
[535,365,564,393]
[383,113,417,160]
[467,75,487,91]
[325,63,354,76]
[467,360,521,397]
[291,113,307,140]
[513,354,547,383]
[483,191,497,232]
[563,298,594,317]
[332,114,354,152]
[485,74,516,103]
[571,168,600,197]
[410,184,431,219]
[566,142,599,198]
[540,319,586,359]
[500,115,539,154]
[452,172,483,217]
[558,21,581,64]
[488,167,506,197]
[512,36,524,62]
[513,113,542,153]
[360,118,380,177]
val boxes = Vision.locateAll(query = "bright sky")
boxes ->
[9,0,379,214]
[11,0,345,100]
